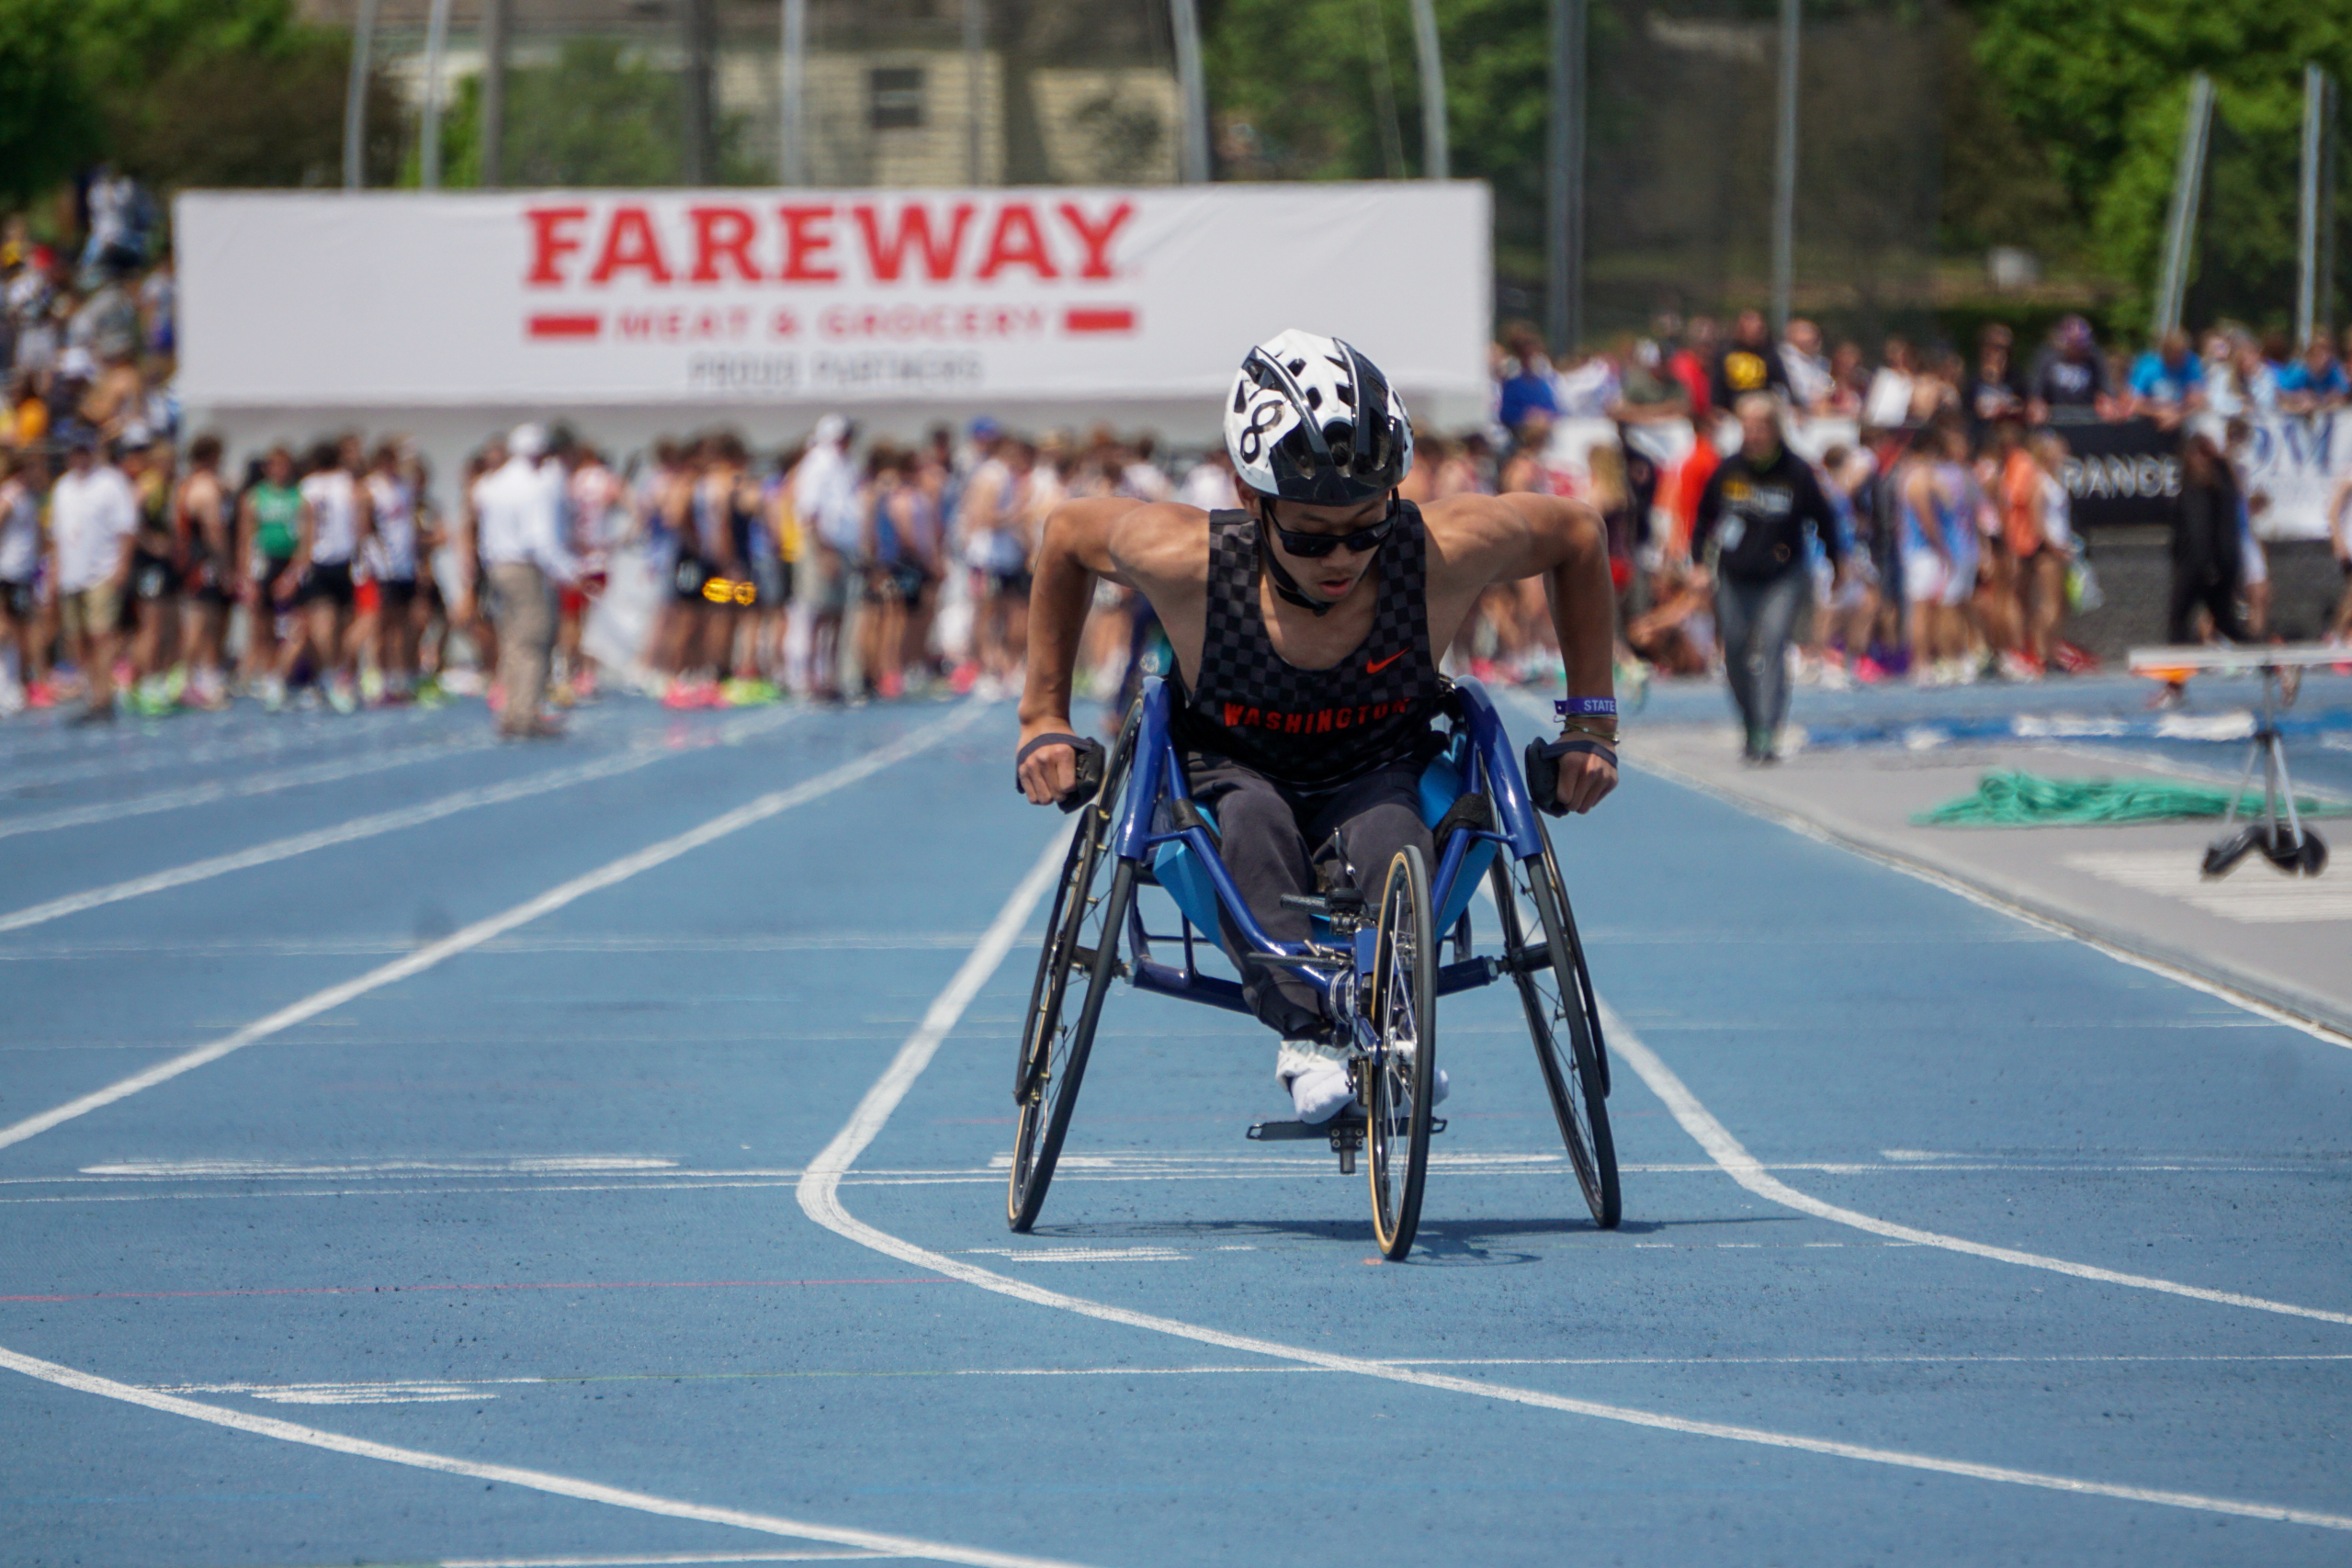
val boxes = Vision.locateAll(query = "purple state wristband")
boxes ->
[1555,697,1618,718]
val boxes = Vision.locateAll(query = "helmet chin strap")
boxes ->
[1256,515,1337,615]
[1251,499,1389,617]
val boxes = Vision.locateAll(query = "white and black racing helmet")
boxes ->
[1223,329,1414,505]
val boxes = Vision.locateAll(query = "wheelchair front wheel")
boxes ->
[1491,837,1622,1229]
[1007,828,1136,1231]
[1366,844,1436,1260]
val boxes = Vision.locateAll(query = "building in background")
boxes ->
[297,0,1181,187]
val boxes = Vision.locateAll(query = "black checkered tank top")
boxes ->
[1171,505,1443,788]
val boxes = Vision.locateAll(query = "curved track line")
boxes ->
[794,841,2352,1534]
[0,704,980,1154]
[1472,861,2352,1326]
[1597,1000,2352,1326]
[0,1344,1098,1568]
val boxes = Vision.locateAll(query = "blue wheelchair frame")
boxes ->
[1107,675,1544,1045]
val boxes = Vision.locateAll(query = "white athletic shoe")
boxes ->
[1275,1038,1356,1125]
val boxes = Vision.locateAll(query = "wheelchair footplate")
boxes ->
[1248,1111,1447,1174]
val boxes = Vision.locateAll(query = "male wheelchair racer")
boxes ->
[1010,675,1619,1260]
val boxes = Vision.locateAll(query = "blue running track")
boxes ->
[1,689,2346,1566]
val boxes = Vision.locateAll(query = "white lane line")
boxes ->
[444,1554,885,1565]
[1644,754,2352,1047]
[1,726,393,790]
[0,705,982,1155]
[441,1555,888,1566]
[0,734,496,841]
[0,932,996,961]
[793,846,2352,1535]
[0,1344,1091,1568]
[0,708,804,935]
[1477,842,2352,1327]
[143,1349,2352,1403]
[1598,1001,2352,1327]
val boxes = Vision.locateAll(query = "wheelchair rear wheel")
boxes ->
[1366,844,1436,1260]
[1007,715,1137,1232]
[1491,837,1622,1229]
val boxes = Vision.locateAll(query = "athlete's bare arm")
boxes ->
[1420,492,1614,694]
[1016,497,1208,804]
[1420,492,1618,814]
[195,476,229,559]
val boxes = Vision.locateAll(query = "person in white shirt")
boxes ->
[471,423,577,738]
[1177,447,1240,512]
[362,440,422,700]
[282,434,369,712]
[1780,319,1837,414]
[794,413,858,701]
[45,434,140,723]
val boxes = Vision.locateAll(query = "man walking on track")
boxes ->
[1691,392,1843,763]
[472,424,577,740]
[1013,329,1620,1125]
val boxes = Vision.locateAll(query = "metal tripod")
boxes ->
[2202,662,2328,878]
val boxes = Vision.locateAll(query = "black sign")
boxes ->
[2050,419,2180,528]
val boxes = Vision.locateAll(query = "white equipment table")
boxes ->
[2127,644,2347,878]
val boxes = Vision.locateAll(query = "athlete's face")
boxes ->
[1255,492,1390,604]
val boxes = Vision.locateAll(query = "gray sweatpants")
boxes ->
[1714,567,1810,749]
[489,560,554,734]
[1186,753,1433,1039]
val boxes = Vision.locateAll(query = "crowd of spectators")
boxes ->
[1487,310,2352,740]
[5,188,2351,736]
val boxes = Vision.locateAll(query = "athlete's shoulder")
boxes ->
[1418,490,1570,551]
[1105,499,1214,580]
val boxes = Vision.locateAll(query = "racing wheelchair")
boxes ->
[1009,676,1619,1259]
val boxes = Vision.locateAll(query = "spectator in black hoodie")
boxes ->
[1693,393,1842,761]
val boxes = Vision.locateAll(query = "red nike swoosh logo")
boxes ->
[1366,650,1407,674]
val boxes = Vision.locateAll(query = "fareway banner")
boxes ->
[175,185,1490,410]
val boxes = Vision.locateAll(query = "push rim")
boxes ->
[1492,840,1621,1228]
[1366,845,1436,1259]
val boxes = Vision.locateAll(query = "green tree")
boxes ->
[1971,0,2352,333]
[1203,0,1555,274]
[1,0,399,211]
[0,0,104,203]
[418,38,763,189]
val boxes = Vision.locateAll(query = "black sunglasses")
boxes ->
[1266,496,1398,558]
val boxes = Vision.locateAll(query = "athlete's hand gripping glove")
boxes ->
[1015,732,1108,813]
[1525,735,1617,818]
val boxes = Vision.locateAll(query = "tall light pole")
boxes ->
[780,0,808,185]
[481,0,509,187]
[684,0,716,184]
[419,0,453,188]
[1170,0,1211,182]
[1546,0,1585,354]
[1770,0,1799,334]
[965,0,986,184]
[341,0,380,190]
[2299,64,2335,348]
[2154,73,2215,338]
[1408,0,1448,179]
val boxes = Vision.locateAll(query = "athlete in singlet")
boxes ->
[1015,330,1619,1123]
[239,445,309,698]
[172,434,233,707]
[364,441,422,700]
